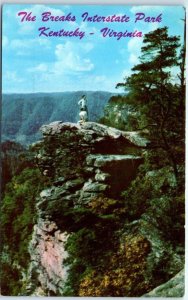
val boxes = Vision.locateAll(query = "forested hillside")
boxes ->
[2,91,114,144]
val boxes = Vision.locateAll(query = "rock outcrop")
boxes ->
[24,121,184,296]
[36,121,147,200]
[25,219,68,296]
[143,269,184,297]
[25,122,147,295]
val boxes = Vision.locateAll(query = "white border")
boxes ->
[0,0,186,4]
[0,1,187,300]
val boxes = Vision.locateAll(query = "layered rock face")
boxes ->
[25,121,184,296]
[36,121,147,202]
[26,122,146,295]
[26,219,68,296]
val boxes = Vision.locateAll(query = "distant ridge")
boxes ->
[2,91,118,145]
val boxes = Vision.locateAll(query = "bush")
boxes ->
[0,168,50,295]
[78,234,151,297]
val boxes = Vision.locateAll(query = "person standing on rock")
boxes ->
[78,95,88,123]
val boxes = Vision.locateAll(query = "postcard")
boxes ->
[1,4,185,297]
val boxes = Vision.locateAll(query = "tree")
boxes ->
[117,27,184,183]
[178,9,186,104]
[0,168,50,295]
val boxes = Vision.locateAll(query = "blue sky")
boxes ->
[2,4,185,93]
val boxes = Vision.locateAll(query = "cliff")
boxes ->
[24,121,184,296]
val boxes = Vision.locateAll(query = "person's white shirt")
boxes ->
[78,97,87,110]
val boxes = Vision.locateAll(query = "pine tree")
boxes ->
[118,27,184,183]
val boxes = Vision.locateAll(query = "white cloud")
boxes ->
[32,5,64,16]
[94,75,106,83]
[130,6,165,14]
[11,39,27,48]
[170,66,181,84]
[147,22,159,32]
[113,69,132,91]
[4,71,24,83]
[79,21,99,39]
[17,4,64,21]
[126,35,143,66]
[2,36,9,48]
[9,38,51,55]
[16,5,65,34]
[119,31,143,67]
[119,48,126,57]
[126,22,160,67]
[127,37,143,53]
[129,53,139,65]
[125,22,159,66]
[38,38,51,48]
[80,42,94,53]
[103,13,126,23]
[53,41,94,73]
[26,40,94,82]
[17,21,36,34]
[23,71,118,93]
[130,6,161,36]
[69,74,118,92]
[122,69,132,78]
[28,63,48,73]
[118,10,161,83]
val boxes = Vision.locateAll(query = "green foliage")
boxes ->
[61,196,125,296]
[102,27,185,184]
[120,27,184,181]
[61,157,184,296]
[1,168,50,295]
[1,140,35,195]
[99,95,140,131]
[78,234,151,297]
[122,164,184,246]
[97,50,185,294]
[0,259,22,296]
[122,171,153,220]
[143,193,185,245]
[63,228,97,295]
